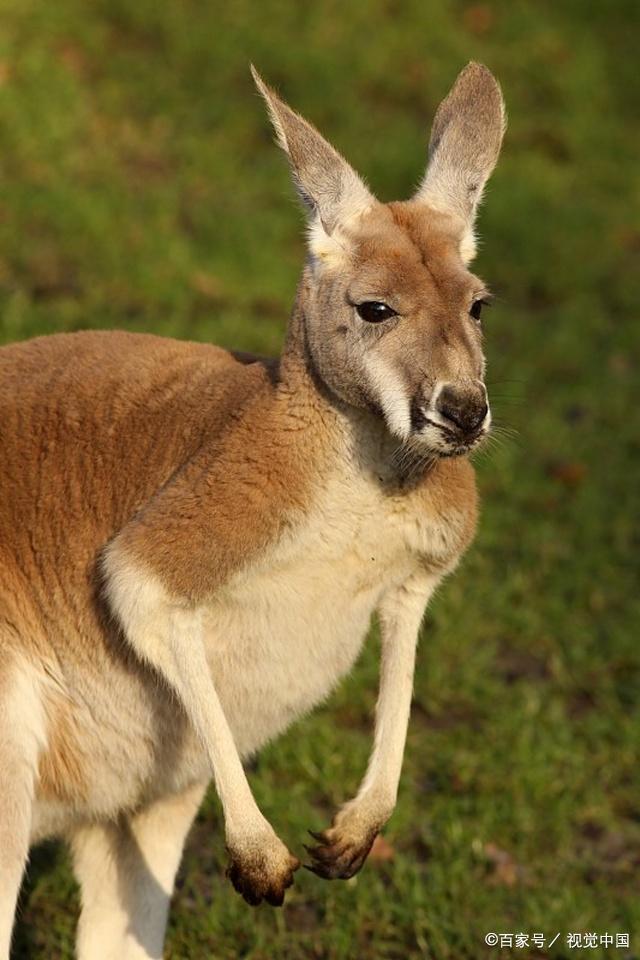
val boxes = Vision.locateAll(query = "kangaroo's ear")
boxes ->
[415,62,506,260]
[251,66,375,249]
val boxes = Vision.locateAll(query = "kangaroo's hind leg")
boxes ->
[0,655,42,960]
[71,781,207,960]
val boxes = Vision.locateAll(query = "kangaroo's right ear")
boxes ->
[251,66,375,253]
[415,62,506,261]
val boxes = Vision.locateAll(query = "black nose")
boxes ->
[436,385,488,435]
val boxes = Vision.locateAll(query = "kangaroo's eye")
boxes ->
[356,301,397,323]
[470,298,490,322]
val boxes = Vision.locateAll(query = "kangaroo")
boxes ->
[0,62,505,959]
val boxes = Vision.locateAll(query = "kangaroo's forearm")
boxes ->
[305,571,439,879]
[168,614,264,835]
[102,541,300,905]
[359,573,439,807]
[103,548,260,828]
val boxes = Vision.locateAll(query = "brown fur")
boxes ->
[0,331,272,614]
[38,685,86,802]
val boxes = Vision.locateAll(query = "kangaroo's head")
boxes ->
[253,63,505,460]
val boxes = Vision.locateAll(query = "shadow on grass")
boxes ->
[12,841,76,960]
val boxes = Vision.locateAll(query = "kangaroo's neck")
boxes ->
[276,270,405,484]
[278,271,332,411]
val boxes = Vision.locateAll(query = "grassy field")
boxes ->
[2,1,639,958]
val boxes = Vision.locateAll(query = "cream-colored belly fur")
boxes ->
[212,466,443,750]
[31,474,444,841]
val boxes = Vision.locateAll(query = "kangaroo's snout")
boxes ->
[435,382,489,437]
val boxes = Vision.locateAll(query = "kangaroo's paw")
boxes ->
[304,801,384,880]
[226,831,300,906]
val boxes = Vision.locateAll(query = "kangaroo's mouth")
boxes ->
[407,397,490,458]
[424,417,488,456]
[390,421,489,486]
[409,411,490,460]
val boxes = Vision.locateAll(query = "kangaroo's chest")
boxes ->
[203,475,450,756]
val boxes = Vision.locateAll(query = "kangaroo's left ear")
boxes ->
[251,66,375,250]
[415,62,506,261]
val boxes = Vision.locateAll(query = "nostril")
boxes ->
[438,400,467,431]
[472,402,489,429]
[437,396,488,433]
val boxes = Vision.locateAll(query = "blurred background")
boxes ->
[1,1,638,958]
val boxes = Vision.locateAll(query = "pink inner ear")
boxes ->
[253,67,376,235]
[414,63,505,226]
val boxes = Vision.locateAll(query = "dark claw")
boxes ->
[304,862,324,877]
[315,860,343,880]
[341,852,368,879]
[265,888,285,907]
[308,829,326,843]
[305,843,345,864]
[242,887,262,907]
[303,829,378,881]
[226,857,297,908]
[227,865,262,906]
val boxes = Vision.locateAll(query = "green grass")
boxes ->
[3,1,639,957]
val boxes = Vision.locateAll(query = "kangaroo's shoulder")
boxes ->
[103,364,333,605]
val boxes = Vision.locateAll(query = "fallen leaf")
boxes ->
[191,271,223,301]
[483,842,525,887]
[547,460,587,489]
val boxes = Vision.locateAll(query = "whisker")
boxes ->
[491,423,521,440]
[487,428,523,451]
[485,378,526,386]
[391,436,438,487]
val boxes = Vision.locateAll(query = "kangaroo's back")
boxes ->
[0,330,270,645]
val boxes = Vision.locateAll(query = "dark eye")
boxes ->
[470,298,490,322]
[356,301,397,323]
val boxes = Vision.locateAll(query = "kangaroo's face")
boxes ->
[307,200,491,457]
[253,62,505,458]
